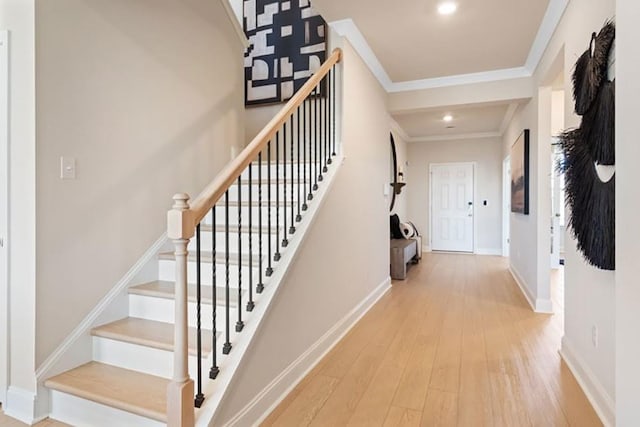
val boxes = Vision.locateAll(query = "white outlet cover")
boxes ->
[60,156,76,180]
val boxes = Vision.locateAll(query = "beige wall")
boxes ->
[406,137,503,253]
[503,0,616,420]
[0,0,37,395]
[616,0,640,423]
[34,0,245,366]
[215,39,391,424]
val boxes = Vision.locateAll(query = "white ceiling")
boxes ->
[314,0,551,82]
[309,0,563,140]
[393,104,510,140]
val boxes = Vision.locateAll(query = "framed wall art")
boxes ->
[243,0,327,106]
[510,129,530,215]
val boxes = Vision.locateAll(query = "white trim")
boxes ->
[223,276,392,427]
[0,29,9,406]
[502,156,511,258]
[476,248,503,256]
[35,233,168,381]
[429,162,476,254]
[389,67,530,92]
[508,266,554,313]
[389,117,411,143]
[4,387,47,425]
[328,0,566,92]
[422,245,432,253]
[196,155,345,427]
[524,0,571,74]
[409,132,501,143]
[219,0,250,49]
[560,337,615,427]
[330,19,393,90]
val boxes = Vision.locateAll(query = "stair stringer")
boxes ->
[194,155,344,427]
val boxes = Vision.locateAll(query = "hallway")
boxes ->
[262,253,601,426]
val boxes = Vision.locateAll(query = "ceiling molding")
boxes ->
[329,0,567,94]
[389,118,411,143]
[409,132,502,143]
[524,0,571,73]
[330,19,393,90]
[499,103,520,135]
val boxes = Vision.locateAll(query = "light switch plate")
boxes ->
[60,156,76,180]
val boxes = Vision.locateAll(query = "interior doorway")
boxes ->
[0,30,9,406]
[430,162,475,253]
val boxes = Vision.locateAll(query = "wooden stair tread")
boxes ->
[45,362,168,423]
[159,251,260,267]
[91,317,212,356]
[129,281,240,307]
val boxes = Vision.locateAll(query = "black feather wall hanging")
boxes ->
[559,20,616,271]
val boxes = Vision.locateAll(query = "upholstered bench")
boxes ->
[390,238,418,280]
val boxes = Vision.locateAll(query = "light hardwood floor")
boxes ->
[0,410,69,427]
[262,253,601,427]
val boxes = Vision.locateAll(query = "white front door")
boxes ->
[431,163,474,252]
[0,30,8,405]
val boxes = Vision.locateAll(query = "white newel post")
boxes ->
[167,193,195,427]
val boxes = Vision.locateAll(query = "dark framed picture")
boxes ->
[511,129,530,215]
[243,0,327,107]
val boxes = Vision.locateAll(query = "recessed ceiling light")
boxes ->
[443,114,454,122]
[438,2,457,15]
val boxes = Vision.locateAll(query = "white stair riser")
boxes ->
[159,259,262,287]
[129,294,240,333]
[92,336,205,381]
[50,390,165,427]
[187,231,269,254]
[228,183,306,202]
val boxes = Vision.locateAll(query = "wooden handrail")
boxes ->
[189,47,342,226]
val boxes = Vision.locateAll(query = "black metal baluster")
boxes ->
[282,123,289,248]
[296,108,302,222]
[332,67,337,157]
[319,82,325,180]
[275,131,281,261]
[210,208,220,379]
[302,98,311,211]
[306,97,313,203]
[266,142,273,277]
[195,224,204,407]
[327,69,333,166]
[247,164,255,311]
[314,87,319,191]
[236,177,244,332]
[257,152,265,292]
[324,74,329,173]
[223,191,232,354]
[289,114,295,234]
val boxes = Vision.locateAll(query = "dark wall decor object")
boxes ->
[510,130,530,215]
[559,20,616,271]
[389,133,405,212]
[243,0,327,106]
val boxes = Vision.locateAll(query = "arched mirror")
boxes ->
[389,133,405,212]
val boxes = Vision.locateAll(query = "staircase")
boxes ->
[43,49,342,426]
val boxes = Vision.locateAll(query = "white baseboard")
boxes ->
[422,245,431,253]
[560,337,615,427]
[223,276,392,427]
[508,266,553,314]
[4,386,47,425]
[476,248,502,256]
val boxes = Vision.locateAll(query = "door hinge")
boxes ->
[0,237,4,248]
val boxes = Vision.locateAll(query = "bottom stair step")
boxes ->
[45,362,168,423]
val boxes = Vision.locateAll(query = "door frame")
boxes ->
[0,30,9,405]
[428,162,477,253]
[502,156,511,257]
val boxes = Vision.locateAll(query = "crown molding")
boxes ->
[329,0,567,93]
[389,118,411,143]
[499,103,520,135]
[525,0,571,73]
[409,132,502,143]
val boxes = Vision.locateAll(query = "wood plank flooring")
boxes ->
[0,409,69,427]
[262,253,601,427]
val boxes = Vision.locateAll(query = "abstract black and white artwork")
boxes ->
[511,130,530,215]
[243,0,327,106]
